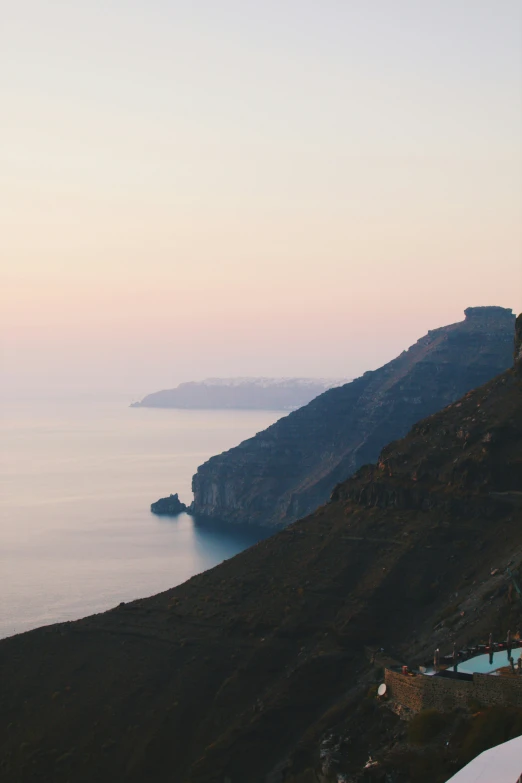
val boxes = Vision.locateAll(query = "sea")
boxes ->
[0,396,285,639]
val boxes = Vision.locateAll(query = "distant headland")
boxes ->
[131,377,349,411]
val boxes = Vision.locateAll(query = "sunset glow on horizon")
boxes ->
[3,0,521,396]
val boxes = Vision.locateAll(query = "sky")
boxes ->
[2,0,522,397]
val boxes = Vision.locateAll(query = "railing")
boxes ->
[438,639,522,669]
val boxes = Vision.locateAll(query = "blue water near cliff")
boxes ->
[0,396,284,639]
[456,650,517,675]
[424,649,520,676]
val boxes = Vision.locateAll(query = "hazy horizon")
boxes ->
[3,1,521,397]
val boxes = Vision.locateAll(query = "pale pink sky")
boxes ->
[2,1,521,396]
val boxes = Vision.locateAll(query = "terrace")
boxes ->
[384,636,522,713]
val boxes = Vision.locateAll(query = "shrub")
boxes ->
[460,706,522,763]
[467,697,484,714]
[408,710,447,744]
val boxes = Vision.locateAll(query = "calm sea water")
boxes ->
[0,396,284,639]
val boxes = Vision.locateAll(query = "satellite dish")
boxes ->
[378,683,387,697]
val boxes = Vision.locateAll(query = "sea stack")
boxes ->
[150,493,187,516]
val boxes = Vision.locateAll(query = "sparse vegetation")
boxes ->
[459,706,522,763]
[466,697,484,713]
[408,710,447,744]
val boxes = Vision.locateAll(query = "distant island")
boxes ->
[131,377,349,411]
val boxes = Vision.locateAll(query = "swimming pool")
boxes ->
[420,647,521,676]
[454,650,517,675]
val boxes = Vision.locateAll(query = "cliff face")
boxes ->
[191,306,515,527]
[1,317,520,783]
[515,312,522,369]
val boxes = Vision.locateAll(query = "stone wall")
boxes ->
[385,669,426,713]
[473,672,522,707]
[385,668,522,713]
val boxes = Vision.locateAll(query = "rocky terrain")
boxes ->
[191,306,515,527]
[131,378,347,411]
[150,493,187,515]
[0,313,520,783]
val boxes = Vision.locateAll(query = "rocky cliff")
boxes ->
[515,310,522,369]
[1,314,520,783]
[191,306,515,527]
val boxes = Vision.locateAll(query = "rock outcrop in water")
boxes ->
[190,306,515,527]
[150,493,187,515]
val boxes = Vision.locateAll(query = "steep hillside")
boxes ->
[191,306,515,527]
[0,314,520,783]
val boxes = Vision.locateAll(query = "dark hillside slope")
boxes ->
[0,314,520,783]
[191,306,515,527]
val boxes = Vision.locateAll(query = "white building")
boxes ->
[445,735,522,783]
